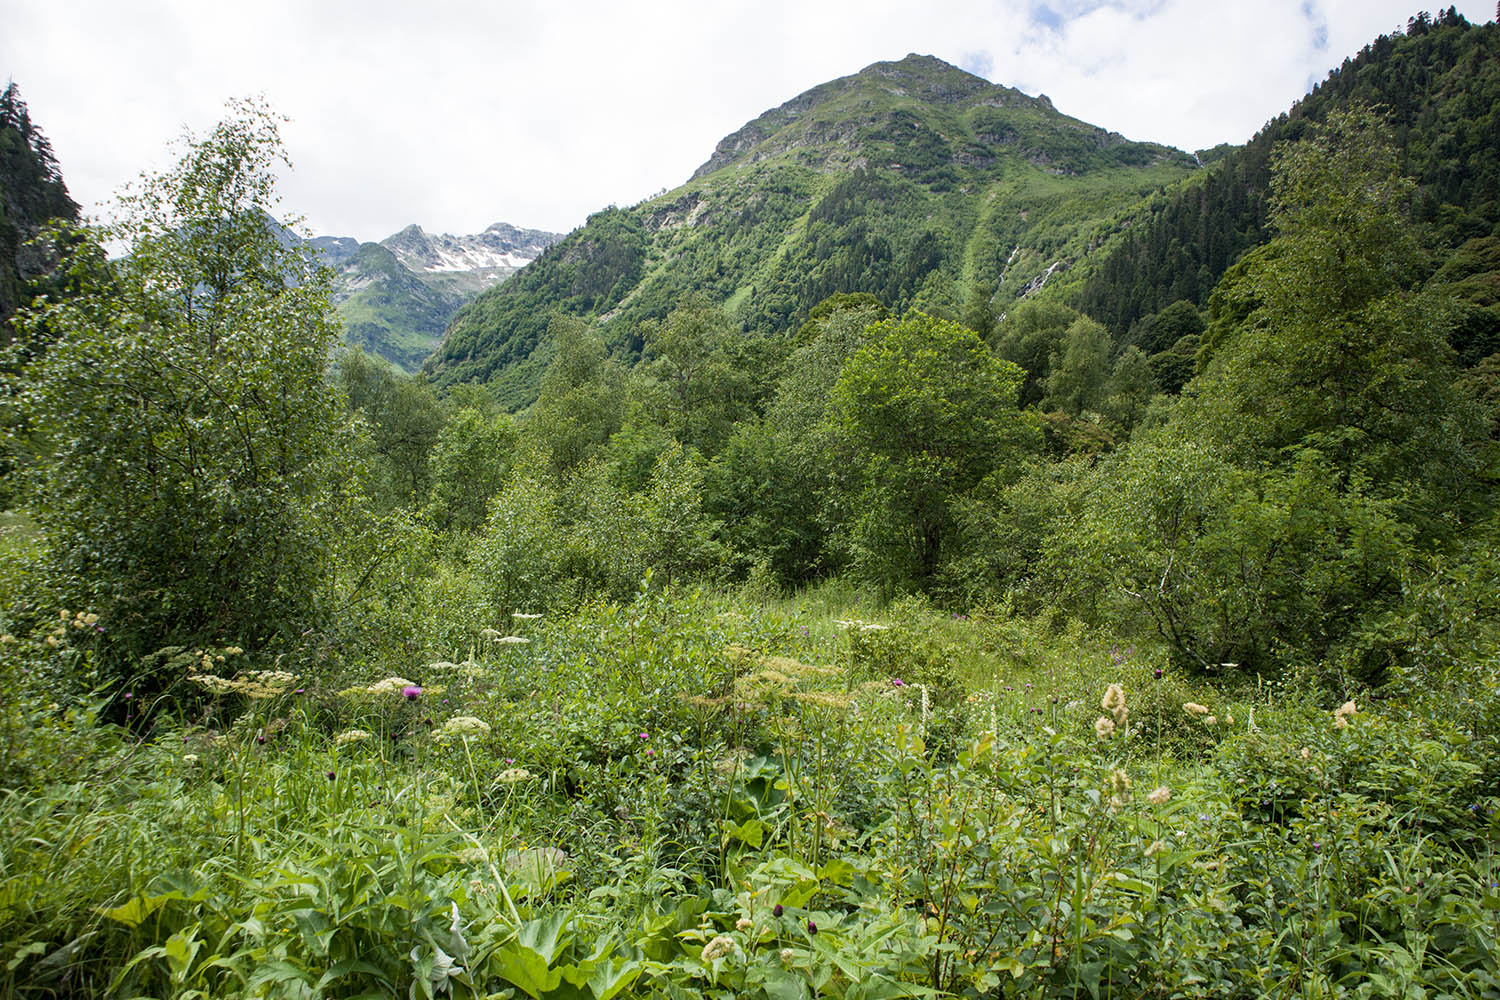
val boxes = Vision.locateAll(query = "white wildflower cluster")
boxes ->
[438,716,491,739]
[833,618,888,632]
[187,669,294,700]
[1182,701,1233,726]
[1095,683,1128,739]
[701,935,737,962]
[494,768,533,785]
[1334,699,1358,729]
[366,676,417,696]
[482,629,531,644]
[334,729,372,746]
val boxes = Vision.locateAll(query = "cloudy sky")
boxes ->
[4,1,1491,243]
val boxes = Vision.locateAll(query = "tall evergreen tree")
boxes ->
[0,82,79,331]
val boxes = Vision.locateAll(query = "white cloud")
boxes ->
[3,0,1492,242]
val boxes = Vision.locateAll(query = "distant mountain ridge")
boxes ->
[319,222,562,371]
[424,53,1198,406]
[384,222,557,280]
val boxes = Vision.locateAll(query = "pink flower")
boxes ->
[402,685,422,700]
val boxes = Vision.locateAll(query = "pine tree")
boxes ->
[0,82,79,328]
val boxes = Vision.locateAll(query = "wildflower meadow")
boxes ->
[2,584,1497,998]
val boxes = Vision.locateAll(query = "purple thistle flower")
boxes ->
[773,904,784,917]
[807,919,817,935]
[891,678,905,688]
[326,770,336,781]
[402,685,422,700]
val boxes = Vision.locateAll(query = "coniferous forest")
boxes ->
[2,12,1500,999]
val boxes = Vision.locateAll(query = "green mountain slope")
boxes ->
[331,241,468,371]
[424,54,1197,407]
[1067,9,1500,339]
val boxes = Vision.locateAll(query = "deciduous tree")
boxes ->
[830,312,1038,591]
[8,99,353,694]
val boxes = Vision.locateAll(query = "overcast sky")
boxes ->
[5,1,1492,243]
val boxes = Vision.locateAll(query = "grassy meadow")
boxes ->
[3,580,1497,998]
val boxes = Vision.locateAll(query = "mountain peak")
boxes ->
[853,53,994,103]
[689,53,1069,181]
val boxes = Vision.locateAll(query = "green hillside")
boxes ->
[1068,10,1500,340]
[424,54,1198,407]
[332,242,469,372]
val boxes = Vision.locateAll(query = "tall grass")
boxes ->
[2,585,1497,997]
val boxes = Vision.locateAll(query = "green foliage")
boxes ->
[1074,17,1500,337]
[1068,441,1416,681]
[1100,344,1159,433]
[991,298,1083,408]
[635,296,782,458]
[6,99,353,697]
[337,346,445,508]
[1179,109,1485,534]
[831,312,1039,591]
[471,445,727,615]
[701,295,889,586]
[4,584,1500,998]
[471,473,574,615]
[1430,235,1500,365]
[939,459,1089,607]
[429,406,517,533]
[524,316,627,475]
[1039,314,1111,417]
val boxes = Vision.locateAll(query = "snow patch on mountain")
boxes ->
[381,223,560,279]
